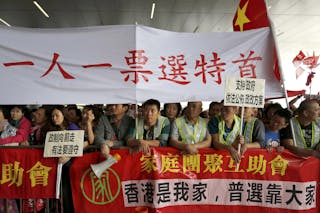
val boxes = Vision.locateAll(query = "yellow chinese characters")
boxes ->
[160,153,180,173]
[27,161,52,187]
[269,155,288,176]
[203,154,223,174]
[1,161,24,186]
[246,154,267,175]
[140,153,158,173]
[183,154,201,173]
[139,152,289,176]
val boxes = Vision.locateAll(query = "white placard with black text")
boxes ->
[224,77,265,108]
[43,130,84,157]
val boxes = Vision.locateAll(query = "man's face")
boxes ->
[34,108,47,125]
[209,104,221,118]
[111,104,127,117]
[165,104,179,120]
[243,107,253,119]
[143,104,159,125]
[221,106,237,121]
[187,102,202,119]
[269,114,288,131]
[305,102,320,121]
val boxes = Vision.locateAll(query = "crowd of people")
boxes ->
[1,96,320,212]
[1,97,320,159]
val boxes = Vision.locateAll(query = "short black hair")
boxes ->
[274,108,292,123]
[164,103,182,116]
[143,99,161,111]
[264,103,282,117]
[209,101,221,110]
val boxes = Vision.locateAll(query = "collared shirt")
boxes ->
[94,114,134,148]
[128,116,170,146]
[171,116,208,144]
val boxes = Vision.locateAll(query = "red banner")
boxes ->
[0,148,57,199]
[70,148,320,213]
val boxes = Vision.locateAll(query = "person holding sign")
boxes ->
[208,104,243,162]
[127,99,170,154]
[282,99,320,158]
[42,105,80,213]
[239,107,265,154]
[170,101,211,154]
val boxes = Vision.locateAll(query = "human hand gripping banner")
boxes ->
[70,148,320,213]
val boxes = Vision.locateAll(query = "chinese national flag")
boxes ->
[233,0,281,81]
[233,0,269,31]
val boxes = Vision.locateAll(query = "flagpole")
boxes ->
[264,0,297,146]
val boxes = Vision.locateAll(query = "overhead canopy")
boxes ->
[0,25,283,104]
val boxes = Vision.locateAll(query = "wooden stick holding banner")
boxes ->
[224,77,265,169]
[237,105,245,170]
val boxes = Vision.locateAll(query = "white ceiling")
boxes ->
[1,0,320,91]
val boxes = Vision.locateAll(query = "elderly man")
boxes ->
[127,99,170,154]
[282,99,320,158]
[170,101,211,154]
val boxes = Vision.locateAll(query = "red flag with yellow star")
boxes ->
[233,0,283,86]
[233,0,269,31]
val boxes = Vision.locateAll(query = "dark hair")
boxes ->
[143,99,161,111]
[9,105,27,114]
[83,105,102,126]
[274,108,292,123]
[163,103,182,117]
[264,103,282,117]
[209,101,221,110]
[67,105,82,121]
[0,106,10,119]
[50,105,70,130]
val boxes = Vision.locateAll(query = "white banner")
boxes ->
[0,25,283,104]
[122,179,316,210]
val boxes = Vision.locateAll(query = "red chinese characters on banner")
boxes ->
[4,61,34,67]
[232,50,262,78]
[120,50,153,84]
[194,52,226,84]
[82,63,112,69]
[158,55,190,85]
[2,50,263,83]
[41,53,75,79]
